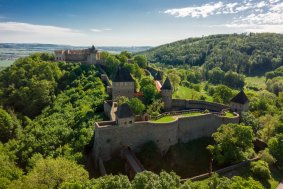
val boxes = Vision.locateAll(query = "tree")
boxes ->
[240,112,260,134]
[212,85,233,104]
[168,72,181,91]
[0,143,23,189]
[10,157,88,189]
[0,108,21,143]
[208,67,225,84]
[250,160,271,180]
[134,55,147,68]
[128,98,145,115]
[223,71,245,89]
[268,134,283,166]
[141,85,157,105]
[115,96,129,106]
[132,171,161,189]
[146,99,164,117]
[92,175,131,189]
[0,56,63,117]
[229,176,264,189]
[207,123,254,165]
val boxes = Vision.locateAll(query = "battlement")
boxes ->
[54,45,100,64]
[94,111,239,161]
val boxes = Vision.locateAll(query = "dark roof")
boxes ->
[231,90,249,104]
[161,77,173,90]
[113,68,135,82]
[116,103,134,118]
[155,71,162,81]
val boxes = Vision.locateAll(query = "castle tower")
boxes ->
[230,90,249,113]
[112,68,135,100]
[161,77,173,111]
[115,103,135,127]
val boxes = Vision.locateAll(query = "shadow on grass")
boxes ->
[137,137,214,178]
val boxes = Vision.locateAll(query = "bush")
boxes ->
[191,84,201,92]
[260,150,276,165]
[250,160,271,180]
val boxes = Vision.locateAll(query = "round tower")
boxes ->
[161,77,173,111]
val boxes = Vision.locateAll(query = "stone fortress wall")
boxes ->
[94,100,239,161]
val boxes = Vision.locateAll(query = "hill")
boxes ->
[140,33,283,76]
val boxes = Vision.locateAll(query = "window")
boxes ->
[129,121,132,124]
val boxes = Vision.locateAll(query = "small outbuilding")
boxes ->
[116,103,135,126]
[230,90,249,113]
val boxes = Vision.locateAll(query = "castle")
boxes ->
[93,68,249,164]
[54,45,101,64]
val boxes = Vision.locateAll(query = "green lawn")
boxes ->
[246,76,266,90]
[173,85,213,102]
[224,111,236,118]
[152,116,176,123]
[182,112,204,117]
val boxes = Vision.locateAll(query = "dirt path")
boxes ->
[277,179,283,189]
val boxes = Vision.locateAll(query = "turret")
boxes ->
[230,90,249,113]
[161,77,173,111]
[115,103,135,126]
[112,68,135,100]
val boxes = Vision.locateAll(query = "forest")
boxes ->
[0,33,283,189]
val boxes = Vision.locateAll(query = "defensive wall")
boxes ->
[94,112,239,162]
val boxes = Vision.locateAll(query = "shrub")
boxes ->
[250,160,271,180]
[260,150,276,165]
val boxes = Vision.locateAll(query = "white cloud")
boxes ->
[90,28,112,32]
[0,22,82,36]
[0,22,88,45]
[165,0,283,33]
[224,23,283,33]
[164,0,273,18]
[164,2,224,18]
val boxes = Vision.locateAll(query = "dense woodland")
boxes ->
[0,33,283,189]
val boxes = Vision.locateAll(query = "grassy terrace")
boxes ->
[152,116,176,123]
[151,112,205,123]
[224,111,236,118]
[151,111,237,123]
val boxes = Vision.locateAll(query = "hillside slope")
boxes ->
[140,33,283,76]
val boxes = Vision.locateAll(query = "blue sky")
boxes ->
[0,0,282,46]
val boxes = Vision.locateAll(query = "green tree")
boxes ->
[132,171,161,189]
[0,55,63,117]
[141,85,157,105]
[229,176,264,189]
[0,143,23,189]
[207,123,254,165]
[268,134,283,166]
[168,72,181,91]
[208,67,225,84]
[134,55,147,68]
[10,157,88,189]
[93,175,131,189]
[250,160,271,180]
[128,98,145,115]
[146,99,164,117]
[115,96,129,106]
[0,108,21,143]
[212,85,233,104]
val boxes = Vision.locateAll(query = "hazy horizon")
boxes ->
[0,0,282,46]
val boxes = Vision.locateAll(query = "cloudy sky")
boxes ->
[0,0,282,46]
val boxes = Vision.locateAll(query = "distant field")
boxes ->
[173,85,213,102]
[0,60,14,67]
[246,76,266,90]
